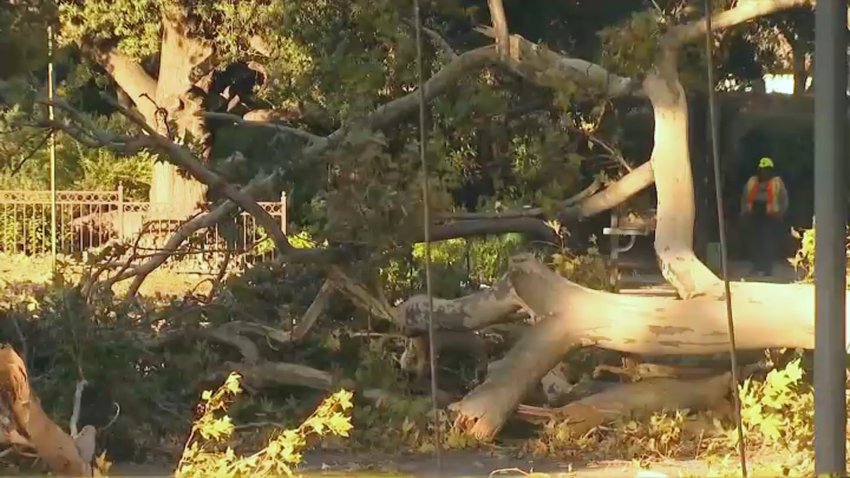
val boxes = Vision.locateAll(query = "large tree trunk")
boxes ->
[450,254,829,439]
[643,43,722,299]
[790,34,810,96]
[87,9,214,223]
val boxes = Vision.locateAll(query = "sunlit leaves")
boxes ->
[176,374,353,478]
[727,358,814,470]
[58,0,275,61]
[58,0,161,58]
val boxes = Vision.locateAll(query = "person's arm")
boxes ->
[777,178,790,217]
[740,179,751,216]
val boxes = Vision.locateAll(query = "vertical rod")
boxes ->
[48,25,57,269]
[413,0,442,473]
[703,2,747,476]
[281,191,287,235]
[118,183,125,240]
[814,0,848,474]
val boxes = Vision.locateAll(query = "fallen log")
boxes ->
[450,253,829,440]
[224,360,336,391]
[515,373,733,436]
[0,345,93,476]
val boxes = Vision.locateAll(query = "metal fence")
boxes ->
[0,187,287,266]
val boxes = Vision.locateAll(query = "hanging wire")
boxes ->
[413,0,443,473]
[703,1,748,476]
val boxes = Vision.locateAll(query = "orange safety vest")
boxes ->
[744,176,782,214]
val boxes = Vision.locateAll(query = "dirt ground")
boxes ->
[111,449,755,477]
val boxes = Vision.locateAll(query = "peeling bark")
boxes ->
[328,267,523,334]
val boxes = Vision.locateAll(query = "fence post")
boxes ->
[280,191,287,235]
[117,183,125,240]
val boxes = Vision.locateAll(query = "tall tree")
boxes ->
[57,0,277,220]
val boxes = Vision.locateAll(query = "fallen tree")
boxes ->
[9,0,825,456]
[428,0,820,440]
[0,345,94,476]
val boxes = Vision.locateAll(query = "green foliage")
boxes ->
[789,226,816,282]
[734,359,811,454]
[176,372,354,478]
[599,10,663,77]
[546,221,613,290]
[0,110,152,198]
[405,233,526,296]
[789,225,850,285]
[58,0,274,63]
[69,146,153,199]
[697,358,817,476]
[0,1,52,79]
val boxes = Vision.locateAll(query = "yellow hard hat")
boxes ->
[758,157,774,169]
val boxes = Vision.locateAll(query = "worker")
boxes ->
[740,157,789,277]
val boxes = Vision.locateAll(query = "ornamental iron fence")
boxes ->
[0,187,287,270]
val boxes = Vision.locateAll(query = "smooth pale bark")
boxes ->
[640,0,814,298]
[643,69,722,299]
[450,254,832,440]
[487,0,511,58]
[328,266,522,334]
[475,27,639,97]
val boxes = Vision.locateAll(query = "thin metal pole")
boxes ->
[413,0,442,473]
[281,191,287,235]
[48,25,57,269]
[118,183,125,240]
[814,0,848,474]
[703,2,747,476]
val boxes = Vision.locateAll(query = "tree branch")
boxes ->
[557,161,654,221]
[204,111,324,143]
[403,20,457,58]
[429,217,558,244]
[46,97,294,255]
[438,177,604,221]
[365,46,499,131]
[487,0,511,58]
[84,46,159,121]
[292,280,336,342]
[475,26,641,98]
[667,0,814,48]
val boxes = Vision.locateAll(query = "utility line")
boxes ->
[413,0,443,474]
[703,0,748,476]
